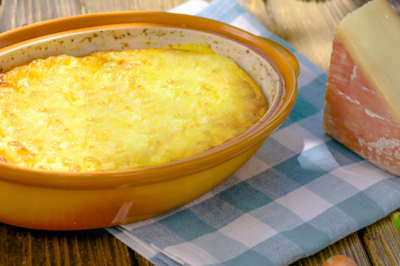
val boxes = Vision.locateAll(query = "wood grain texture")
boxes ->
[237,0,274,31]
[0,0,81,33]
[388,0,400,13]
[0,222,134,266]
[0,1,3,20]
[363,211,400,266]
[82,0,209,13]
[290,233,371,266]
[265,0,367,72]
[0,0,400,265]
[136,253,154,266]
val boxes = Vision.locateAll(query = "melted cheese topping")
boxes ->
[0,44,267,172]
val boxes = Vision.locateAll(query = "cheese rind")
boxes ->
[323,36,400,175]
[323,0,400,175]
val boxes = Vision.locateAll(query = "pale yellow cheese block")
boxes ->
[336,0,400,122]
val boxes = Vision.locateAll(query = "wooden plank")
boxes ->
[0,1,3,22]
[82,0,194,13]
[0,0,389,265]
[236,0,275,31]
[363,211,400,266]
[0,0,83,33]
[265,0,366,72]
[290,233,371,266]
[0,222,135,266]
[81,0,270,33]
[134,232,372,266]
[387,0,400,14]
[136,253,154,266]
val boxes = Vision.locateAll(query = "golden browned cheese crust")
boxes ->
[0,44,267,172]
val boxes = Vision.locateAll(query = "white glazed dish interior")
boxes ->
[0,25,282,116]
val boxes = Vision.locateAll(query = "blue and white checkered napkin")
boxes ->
[107,0,400,265]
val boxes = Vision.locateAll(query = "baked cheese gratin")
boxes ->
[0,44,267,172]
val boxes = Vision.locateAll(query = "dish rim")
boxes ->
[0,12,297,189]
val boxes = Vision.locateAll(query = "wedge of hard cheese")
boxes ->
[323,0,400,175]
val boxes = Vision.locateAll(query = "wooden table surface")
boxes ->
[1,0,400,265]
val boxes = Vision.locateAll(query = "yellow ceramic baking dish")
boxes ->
[0,12,299,230]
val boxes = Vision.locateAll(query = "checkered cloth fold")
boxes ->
[107,0,400,265]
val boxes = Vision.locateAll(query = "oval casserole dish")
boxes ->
[0,12,298,230]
